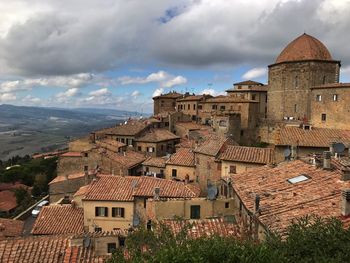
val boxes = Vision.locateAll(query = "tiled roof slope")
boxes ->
[233,80,264,86]
[83,175,200,201]
[0,190,17,212]
[135,129,179,143]
[60,152,82,157]
[201,95,256,103]
[49,172,85,185]
[0,218,23,238]
[0,236,106,263]
[96,139,126,151]
[32,205,84,235]
[194,135,236,156]
[142,157,167,168]
[103,149,146,168]
[231,160,350,235]
[177,95,211,102]
[103,120,149,136]
[276,127,350,147]
[163,218,240,238]
[275,33,333,64]
[220,146,274,164]
[167,148,195,167]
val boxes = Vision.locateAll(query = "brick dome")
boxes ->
[275,33,333,64]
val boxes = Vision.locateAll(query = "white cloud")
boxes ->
[89,88,110,97]
[131,90,141,97]
[0,92,16,102]
[152,88,164,97]
[22,95,41,104]
[199,88,224,97]
[55,87,81,103]
[242,67,267,80]
[119,70,187,88]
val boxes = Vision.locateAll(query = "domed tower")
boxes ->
[267,33,341,122]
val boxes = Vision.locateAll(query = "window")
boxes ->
[220,105,225,110]
[252,94,256,100]
[190,205,201,219]
[229,165,236,174]
[95,207,108,217]
[188,104,190,110]
[225,202,230,208]
[323,75,326,84]
[287,174,310,184]
[160,169,164,176]
[112,207,125,218]
[138,146,142,151]
[160,144,164,151]
[84,165,88,171]
[219,120,227,127]
[119,237,126,247]
[145,167,149,173]
[212,105,217,110]
[321,113,327,121]
[237,85,242,89]
[198,105,202,110]
[172,169,177,178]
[148,147,154,153]
[240,130,244,136]
[95,227,102,232]
[107,243,117,254]
[333,94,338,101]
[294,104,297,113]
[294,76,298,88]
[128,139,133,146]
[144,198,147,208]
[316,95,322,102]
[193,104,196,110]
[121,138,125,143]
[165,122,169,127]
[172,102,176,107]
[84,152,88,157]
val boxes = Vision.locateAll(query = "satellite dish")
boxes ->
[131,180,138,189]
[83,236,91,248]
[154,187,160,195]
[284,148,291,157]
[207,185,218,200]
[133,214,140,227]
[334,143,345,154]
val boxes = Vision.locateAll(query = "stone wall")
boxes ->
[164,164,196,182]
[57,156,84,177]
[153,98,177,115]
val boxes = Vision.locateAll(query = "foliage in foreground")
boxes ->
[108,216,350,263]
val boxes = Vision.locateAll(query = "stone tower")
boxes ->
[267,33,341,122]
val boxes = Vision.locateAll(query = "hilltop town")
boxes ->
[2,33,350,261]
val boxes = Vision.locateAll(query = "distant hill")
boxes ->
[0,104,146,161]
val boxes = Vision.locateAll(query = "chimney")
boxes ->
[89,132,96,144]
[71,200,77,209]
[84,170,89,185]
[0,223,4,238]
[341,189,350,216]
[330,142,336,156]
[341,168,350,181]
[323,151,332,170]
[291,145,298,160]
[255,194,260,213]
[184,174,190,184]
[154,187,160,201]
[311,154,317,167]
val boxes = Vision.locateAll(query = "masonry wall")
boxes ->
[49,177,86,203]
[83,200,134,232]
[136,140,178,157]
[267,61,339,122]
[176,101,199,120]
[142,165,165,177]
[221,160,264,177]
[153,98,177,115]
[164,164,196,182]
[310,87,350,129]
[57,156,83,176]
[146,198,235,221]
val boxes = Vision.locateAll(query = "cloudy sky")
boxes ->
[1,0,350,113]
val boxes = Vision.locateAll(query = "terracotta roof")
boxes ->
[32,205,84,235]
[153,92,183,99]
[49,172,85,185]
[103,120,149,136]
[231,160,350,235]
[83,175,200,201]
[135,129,179,143]
[175,122,208,130]
[311,83,350,89]
[142,157,167,168]
[0,219,23,238]
[0,191,17,212]
[220,146,274,164]
[175,139,195,149]
[275,33,334,64]
[167,148,195,167]
[73,185,91,197]
[201,95,256,103]
[96,139,126,151]
[0,235,106,262]
[233,80,264,86]
[275,126,350,147]
[60,152,82,157]
[103,149,146,168]
[194,135,235,156]
[162,218,240,239]
[177,95,210,102]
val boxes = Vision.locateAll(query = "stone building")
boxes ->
[219,145,274,176]
[153,91,183,115]
[165,148,196,182]
[142,157,167,178]
[267,33,341,122]
[310,83,350,129]
[176,94,212,121]
[135,129,180,157]
[226,80,268,119]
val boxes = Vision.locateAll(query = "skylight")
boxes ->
[287,174,310,184]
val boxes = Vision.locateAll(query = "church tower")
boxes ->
[267,33,341,122]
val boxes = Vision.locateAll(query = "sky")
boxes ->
[1,0,350,113]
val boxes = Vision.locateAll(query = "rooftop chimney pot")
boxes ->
[341,189,350,216]
[323,151,332,170]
